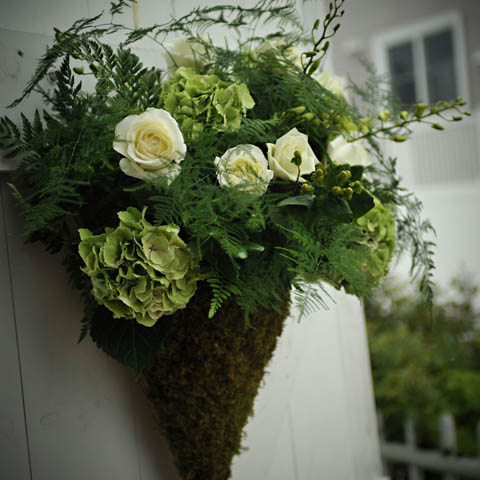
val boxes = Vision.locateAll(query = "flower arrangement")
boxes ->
[0,0,470,478]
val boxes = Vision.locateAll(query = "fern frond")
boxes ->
[205,276,240,318]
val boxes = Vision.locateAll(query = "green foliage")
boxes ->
[205,275,241,319]
[89,304,175,375]
[365,276,480,454]
[2,0,455,367]
[366,154,436,308]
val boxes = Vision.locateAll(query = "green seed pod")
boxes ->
[301,183,315,195]
[415,103,428,117]
[431,123,444,131]
[352,181,362,194]
[311,171,323,183]
[377,110,391,122]
[343,187,353,200]
[331,186,342,196]
[291,151,302,167]
[336,170,351,184]
[290,106,306,115]
[307,58,321,75]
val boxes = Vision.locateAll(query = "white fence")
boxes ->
[378,411,480,479]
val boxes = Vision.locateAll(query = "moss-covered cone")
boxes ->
[139,286,289,480]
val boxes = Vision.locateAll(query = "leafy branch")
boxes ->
[301,0,344,75]
[351,98,471,143]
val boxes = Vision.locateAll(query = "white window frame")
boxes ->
[371,10,470,106]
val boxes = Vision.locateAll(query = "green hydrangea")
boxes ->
[355,197,396,281]
[160,67,255,138]
[313,197,395,296]
[78,207,198,327]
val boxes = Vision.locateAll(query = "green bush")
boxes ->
[365,276,480,454]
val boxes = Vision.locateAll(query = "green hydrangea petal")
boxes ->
[160,67,254,138]
[78,208,198,327]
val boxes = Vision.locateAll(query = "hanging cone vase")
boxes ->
[139,288,289,480]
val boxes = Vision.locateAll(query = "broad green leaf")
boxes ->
[323,196,352,223]
[350,190,375,219]
[90,306,170,374]
[277,195,315,208]
[349,165,364,182]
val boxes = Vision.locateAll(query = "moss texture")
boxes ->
[140,285,289,480]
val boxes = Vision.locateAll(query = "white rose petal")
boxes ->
[266,128,319,182]
[113,108,186,185]
[314,70,348,100]
[164,36,207,72]
[215,144,273,195]
[327,135,371,167]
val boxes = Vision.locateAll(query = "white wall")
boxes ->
[0,1,383,479]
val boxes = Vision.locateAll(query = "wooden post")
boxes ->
[405,418,423,480]
[377,410,389,477]
[440,413,458,480]
[477,420,480,458]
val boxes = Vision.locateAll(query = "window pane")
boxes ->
[388,42,416,105]
[424,29,457,103]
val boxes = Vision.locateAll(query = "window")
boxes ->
[373,11,469,106]
[388,42,416,104]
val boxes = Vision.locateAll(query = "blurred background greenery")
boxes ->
[365,275,480,478]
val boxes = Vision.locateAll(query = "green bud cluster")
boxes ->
[330,168,362,198]
[310,164,364,199]
[160,67,255,138]
[78,207,198,327]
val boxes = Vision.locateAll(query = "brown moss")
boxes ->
[139,286,289,480]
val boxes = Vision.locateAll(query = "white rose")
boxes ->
[266,128,319,182]
[313,70,348,100]
[327,135,371,167]
[215,144,273,195]
[113,108,186,185]
[164,36,206,71]
[257,39,301,64]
